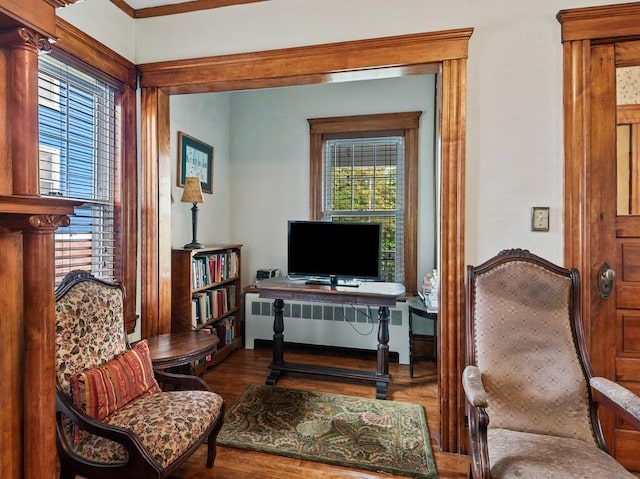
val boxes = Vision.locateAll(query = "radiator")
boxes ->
[244,292,410,364]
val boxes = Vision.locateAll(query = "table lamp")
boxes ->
[181,176,205,249]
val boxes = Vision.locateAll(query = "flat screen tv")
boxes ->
[287,220,382,286]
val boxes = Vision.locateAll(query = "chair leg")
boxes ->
[206,434,217,468]
[409,309,414,378]
[206,406,225,468]
[58,464,75,479]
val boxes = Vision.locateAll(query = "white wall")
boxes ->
[58,0,634,268]
[170,93,231,248]
[228,76,436,287]
[56,1,135,62]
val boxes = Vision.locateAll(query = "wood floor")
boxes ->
[171,345,470,479]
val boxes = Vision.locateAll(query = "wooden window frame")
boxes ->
[308,112,421,296]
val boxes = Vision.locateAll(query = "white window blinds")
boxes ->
[38,54,120,284]
[323,136,405,282]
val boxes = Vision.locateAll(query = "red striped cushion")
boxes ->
[70,340,161,430]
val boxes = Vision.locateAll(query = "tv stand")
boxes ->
[256,277,405,399]
[304,275,361,287]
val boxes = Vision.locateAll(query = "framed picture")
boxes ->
[177,131,214,194]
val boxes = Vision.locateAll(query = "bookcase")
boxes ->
[171,245,243,371]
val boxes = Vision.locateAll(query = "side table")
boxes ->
[146,331,219,376]
[406,296,438,378]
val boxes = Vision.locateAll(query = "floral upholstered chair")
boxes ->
[463,249,640,479]
[54,270,224,479]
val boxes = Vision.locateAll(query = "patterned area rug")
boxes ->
[217,384,437,479]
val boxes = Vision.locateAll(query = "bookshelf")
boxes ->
[171,245,243,371]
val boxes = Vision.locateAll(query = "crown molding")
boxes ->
[110,0,266,18]
[43,0,80,6]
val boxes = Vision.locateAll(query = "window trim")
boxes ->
[308,111,421,296]
[50,18,138,333]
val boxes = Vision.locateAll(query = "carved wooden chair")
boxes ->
[463,249,640,478]
[54,270,225,479]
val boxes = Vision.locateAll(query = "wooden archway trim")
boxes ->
[138,29,471,93]
[139,28,471,452]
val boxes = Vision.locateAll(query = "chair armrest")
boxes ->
[463,365,489,407]
[55,386,162,475]
[591,377,640,431]
[463,366,490,479]
[153,369,212,391]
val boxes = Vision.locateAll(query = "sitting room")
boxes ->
[2,1,640,478]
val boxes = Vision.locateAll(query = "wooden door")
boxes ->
[575,40,640,471]
[559,4,640,473]
[613,94,640,471]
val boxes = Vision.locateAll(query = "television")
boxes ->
[287,220,382,287]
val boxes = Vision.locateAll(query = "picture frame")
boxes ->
[531,206,550,232]
[177,131,214,194]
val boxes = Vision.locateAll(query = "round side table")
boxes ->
[146,331,219,376]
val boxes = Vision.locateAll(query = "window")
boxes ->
[323,136,404,282]
[38,53,119,284]
[309,111,421,295]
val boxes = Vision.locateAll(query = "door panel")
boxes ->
[617,313,640,355]
[616,429,640,472]
[617,358,640,381]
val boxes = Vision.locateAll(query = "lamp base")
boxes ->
[183,240,205,249]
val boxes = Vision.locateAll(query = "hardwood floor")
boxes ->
[171,345,470,479]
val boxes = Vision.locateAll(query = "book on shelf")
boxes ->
[191,249,240,289]
[225,316,235,345]
[191,285,237,328]
[214,322,226,347]
[191,300,199,328]
[228,284,237,309]
[212,315,236,348]
[191,292,210,326]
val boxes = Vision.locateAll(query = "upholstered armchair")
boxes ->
[463,249,640,479]
[54,270,225,479]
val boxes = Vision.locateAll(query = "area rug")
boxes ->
[217,384,437,479]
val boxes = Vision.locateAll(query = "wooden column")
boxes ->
[439,57,467,453]
[141,87,172,338]
[0,28,50,196]
[0,228,24,479]
[22,215,69,479]
[0,19,66,479]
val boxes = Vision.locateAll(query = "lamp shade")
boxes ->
[181,177,205,203]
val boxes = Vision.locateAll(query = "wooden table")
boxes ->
[256,277,405,399]
[146,331,219,375]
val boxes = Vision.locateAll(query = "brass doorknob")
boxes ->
[598,263,616,299]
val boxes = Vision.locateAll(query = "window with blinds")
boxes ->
[38,54,119,284]
[323,136,404,282]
